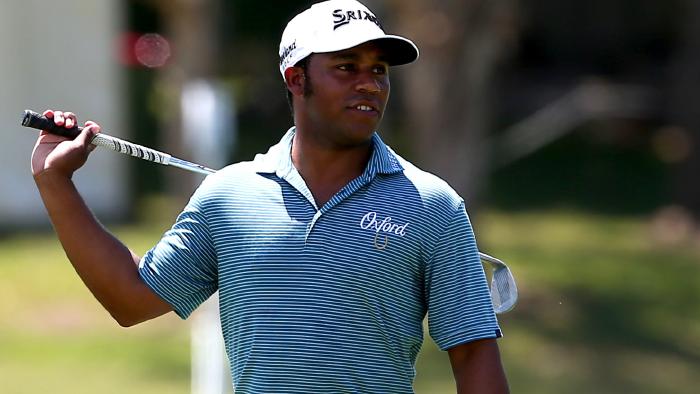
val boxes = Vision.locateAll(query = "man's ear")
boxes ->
[284,67,306,97]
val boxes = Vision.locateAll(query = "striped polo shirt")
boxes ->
[139,128,501,393]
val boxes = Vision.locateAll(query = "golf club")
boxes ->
[479,252,518,314]
[21,109,518,313]
[21,110,216,175]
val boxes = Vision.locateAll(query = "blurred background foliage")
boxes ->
[2,0,699,393]
[124,0,700,219]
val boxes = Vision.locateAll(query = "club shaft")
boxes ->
[90,133,217,175]
[479,252,506,268]
[20,110,217,175]
[169,156,218,175]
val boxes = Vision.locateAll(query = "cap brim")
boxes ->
[312,35,419,67]
[371,35,419,66]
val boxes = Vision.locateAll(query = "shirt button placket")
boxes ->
[305,211,323,243]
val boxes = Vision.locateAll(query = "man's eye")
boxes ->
[337,64,355,71]
[373,66,388,75]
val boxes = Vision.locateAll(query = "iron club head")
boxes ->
[479,252,518,314]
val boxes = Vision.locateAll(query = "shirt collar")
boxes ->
[254,127,404,177]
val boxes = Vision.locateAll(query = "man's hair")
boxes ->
[285,56,313,114]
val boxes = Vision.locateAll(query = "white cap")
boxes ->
[279,0,419,79]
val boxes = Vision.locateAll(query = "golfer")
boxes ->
[31,0,509,392]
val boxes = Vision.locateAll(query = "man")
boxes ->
[31,0,509,392]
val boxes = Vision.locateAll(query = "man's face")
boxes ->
[298,41,390,148]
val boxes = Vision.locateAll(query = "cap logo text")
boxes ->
[332,9,382,30]
[280,41,297,65]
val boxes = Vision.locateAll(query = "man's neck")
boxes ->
[290,129,373,207]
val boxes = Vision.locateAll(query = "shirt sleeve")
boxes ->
[138,187,218,319]
[425,201,502,350]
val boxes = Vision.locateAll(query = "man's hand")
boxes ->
[31,109,100,178]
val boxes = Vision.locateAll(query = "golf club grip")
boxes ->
[21,109,173,165]
[21,110,82,139]
[90,134,171,165]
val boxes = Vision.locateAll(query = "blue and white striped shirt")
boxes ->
[139,128,501,393]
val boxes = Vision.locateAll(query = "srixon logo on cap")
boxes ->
[279,41,297,65]
[332,8,383,30]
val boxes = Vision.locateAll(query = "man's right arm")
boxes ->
[32,110,173,326]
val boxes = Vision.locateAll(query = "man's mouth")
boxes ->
[355,105,374,112]
[348,102,381,115]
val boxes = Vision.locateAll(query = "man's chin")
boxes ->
[337,128,377,148]
[345,112,383,133]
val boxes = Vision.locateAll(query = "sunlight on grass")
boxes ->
[474,209,700,394]
[0,208,698,393]
[0,216,190,394]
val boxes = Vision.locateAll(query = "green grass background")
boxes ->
[1,208,698,393]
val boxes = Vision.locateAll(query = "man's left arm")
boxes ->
[423,199,509,392]
[448,339,509,394]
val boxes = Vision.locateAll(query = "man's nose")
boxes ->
[356,73,384,94]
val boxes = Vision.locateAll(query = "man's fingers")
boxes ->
[84,121,101,137]
[77,122,100,148]
[35,110,98,150]
[39,109,81,133]
[83,122,101,153]
[64,112,77,129]
[53,110,65,126]
[82,124,99,153]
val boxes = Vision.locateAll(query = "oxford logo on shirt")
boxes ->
[359,212,409,251]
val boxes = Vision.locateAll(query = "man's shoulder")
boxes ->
[389,150,462,207]
[217,160,261,176]
[192,159,271,199]
[206,160,259,181]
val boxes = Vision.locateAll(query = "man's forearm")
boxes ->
[449,339,510,394]
[35,170,171,325]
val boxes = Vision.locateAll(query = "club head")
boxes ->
[479,252,518,314]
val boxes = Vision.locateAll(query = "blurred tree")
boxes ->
[151,0,222,202]
[222,1,309,163]
[126,0,690,217]
[385,0,519,206]
[669,0,700,219]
